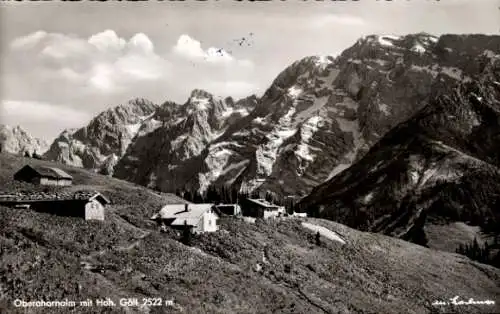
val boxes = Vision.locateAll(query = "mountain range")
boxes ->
[41,33,499,198]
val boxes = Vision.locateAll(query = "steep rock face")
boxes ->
[113,91,256,188]
[44,98,158,173]
[0,125,49,156]
[137,33,499,196]
[297,59,500,250]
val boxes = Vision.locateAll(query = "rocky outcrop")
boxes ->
[44,98,158,172]
[0,125,48,156]
[113,90,256,189]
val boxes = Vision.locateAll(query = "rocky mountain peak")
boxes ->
[189,89,213,99]
[269,55,336,91]
[183,89,220,114]
[127,97,156,108]
[44,97,159,170]
[0,124,49,155]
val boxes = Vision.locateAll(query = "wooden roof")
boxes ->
[0,191,110,204]
[16,165,73,180]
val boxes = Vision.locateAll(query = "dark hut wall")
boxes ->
[26,200,87,218]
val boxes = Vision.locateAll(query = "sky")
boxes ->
[0,0,499,141]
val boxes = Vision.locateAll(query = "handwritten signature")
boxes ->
[432,296,496,306]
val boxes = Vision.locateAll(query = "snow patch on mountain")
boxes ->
[377,35,400,47]
[428,35,438,43]
[378,103,390,116]
[406,155,468,189]
[411,44,426,54]
[295,116,323,163]
[233,130,251,137]
[144,118,163,134]
[410,65,439,78]
[222,107,250,118]
[288,86,303,98]
[409,170,419,185]
[362,192,374,204]
[126,123,142,137]
[171,134,189,150]
[314,55,333,70]
[252,117,267,125]
[301,222,346,245]
[190,97,210,111]
[255,107,297,178]
[198,146,233,193]
[372,59,389,66]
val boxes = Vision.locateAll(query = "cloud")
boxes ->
[88,29,126,53]
[8,30,171,93]
[309,14,365,28]
[10,30,48,50]
[127,33,155,55]
[3,30,258,139]
[7,31,255,99]
[172,34,253,66]
[1,100,92,140]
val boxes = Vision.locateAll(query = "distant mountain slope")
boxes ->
[44,98,159,174]
[114,33,500,198]
[0,154,499,314]
[0,125,49,156]
[113,90,257,189]
[297,57,500,254]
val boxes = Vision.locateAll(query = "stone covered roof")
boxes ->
[17,165,73,180]
[0,190,109,204]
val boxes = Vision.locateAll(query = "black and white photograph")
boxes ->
[0,0,499,313]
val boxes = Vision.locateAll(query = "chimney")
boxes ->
[185,204,189,212]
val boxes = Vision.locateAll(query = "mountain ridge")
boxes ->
[43,33,500,200]
[114,33,500,198]
[0,124,49,156]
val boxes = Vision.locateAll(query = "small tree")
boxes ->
[24,151,31,158]
[181,221,193,246]
[183,190,193,202]
[265,191,274,203]
[251,190,260,199]
[193,191,204,203]
[315,231,321,246]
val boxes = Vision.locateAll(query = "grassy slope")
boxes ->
[424,222,485,253]
[0,153,499,314]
